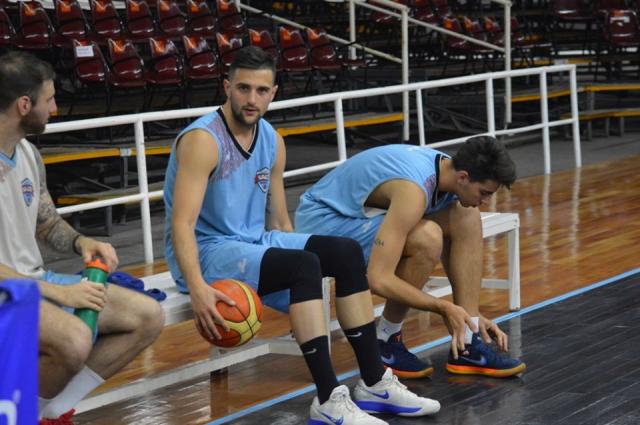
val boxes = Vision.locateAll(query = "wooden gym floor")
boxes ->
[226,271,640,425]
[75,154,640,425]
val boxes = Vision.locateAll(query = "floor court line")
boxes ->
[206,266,640,425]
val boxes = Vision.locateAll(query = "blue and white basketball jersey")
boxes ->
[300,144,458,219]
[164,110,278,286]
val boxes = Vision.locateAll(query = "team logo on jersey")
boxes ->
[21,178,34,207]
[254,167,270,193]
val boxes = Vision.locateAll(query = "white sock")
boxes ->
[377,316,403,342]
[465,317,480,345]
[40,367,104,419]
[38,397,51,416]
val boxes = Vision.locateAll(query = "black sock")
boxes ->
[300,335,339,404]
[344,321,385,386]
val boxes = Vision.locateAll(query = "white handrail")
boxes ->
[49,65,581,264]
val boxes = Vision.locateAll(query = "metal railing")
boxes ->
[237,0,513,138]
[48,64,581,264]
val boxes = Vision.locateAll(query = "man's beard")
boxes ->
[230,101,261,128]
[20,111,46,135]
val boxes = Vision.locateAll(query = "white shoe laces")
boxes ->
[382,372,420,400]
[329,386,360,414]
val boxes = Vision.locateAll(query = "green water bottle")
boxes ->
[74,258,109,339]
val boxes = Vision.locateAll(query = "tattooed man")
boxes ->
[296,136,526,379]
[0,51,164,424]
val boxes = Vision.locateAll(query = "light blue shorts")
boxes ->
[179,230,312,313]
[41,270,83,314]
[295,199,385,264]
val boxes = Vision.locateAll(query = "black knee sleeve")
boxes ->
[258,248,324,305]
[304,235,369,298]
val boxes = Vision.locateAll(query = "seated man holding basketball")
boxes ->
[164,46,440,424]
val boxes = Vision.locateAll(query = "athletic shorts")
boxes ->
[41,270,83,314]
[295,197,385,264]
[179,230,312,313]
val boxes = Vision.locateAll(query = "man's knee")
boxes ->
[305,236,368,297]
[132,297,165,341]
[405,220,443,264]
[41,316,93,374]
[449,204,482,237]
[289,251,324,304]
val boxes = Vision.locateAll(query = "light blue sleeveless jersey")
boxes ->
[295,145,458,262]
[164,110,277,287]
[301,144,457,219]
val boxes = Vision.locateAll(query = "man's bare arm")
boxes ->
[266,134,293,232]
[33,149,81,253]
[0,262,106,310]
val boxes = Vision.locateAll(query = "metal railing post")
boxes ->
[539,71,551,174]
[569,67,582,168]
[401,8,410,142]
[416,89,425,146]
[134,119,154,263]
[349,0,356,60]
[335,98,347,162]
[486,78,496,136]
[504,1,512,127]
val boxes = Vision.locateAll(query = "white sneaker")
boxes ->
[309,385,388,425]
[353,368,441,417]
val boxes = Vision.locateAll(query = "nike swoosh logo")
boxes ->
[459,354,488,366]
[365,389,390,400]
[303,348,317,355]
[381,354,395,364]
[346,331,362,338]
[321,412,344,425]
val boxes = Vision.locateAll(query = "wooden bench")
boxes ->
[561,107,640,141]
[275,112,404,137]
[75,211,520,413]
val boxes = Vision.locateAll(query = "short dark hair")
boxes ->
[452,135,517,189]
[0,51,55,111]
[228,46,276,82]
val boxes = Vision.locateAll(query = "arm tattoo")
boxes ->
[374,238,385,247]
[34,150,81,253]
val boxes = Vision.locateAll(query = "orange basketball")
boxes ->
[198,279,263,348]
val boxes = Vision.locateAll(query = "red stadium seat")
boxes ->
[186,0,216,39]
[70,39,111,114]
[216,31,242,76]
[0,7,16,49]
[125,0,156,41]
[182,34,221,105]
[147,37,184,108]
[106,38,147,112]
[157,0,185,40]
[15,1,54,51]
[89,0,124,43]
[248,28,282,71]
[215,0,246,36]
[53,0,89,48]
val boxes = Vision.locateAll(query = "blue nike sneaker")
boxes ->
[378,332,433,379]
[446,333,526,378]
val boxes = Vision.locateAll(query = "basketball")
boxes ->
[198,279,263,348]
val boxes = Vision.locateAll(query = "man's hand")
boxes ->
[439,301,477,360]
[76,236,119,272]
[479,315,508,352]
[59,281,108,311]
[190,282,237,341]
